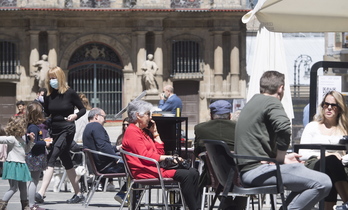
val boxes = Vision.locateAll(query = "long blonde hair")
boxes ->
[46,66,69,95]
[315,90,348,135]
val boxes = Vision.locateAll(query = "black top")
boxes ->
[83,122,118,171]
[44,88,86,129]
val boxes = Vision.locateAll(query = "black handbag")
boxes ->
[160,155,191,170]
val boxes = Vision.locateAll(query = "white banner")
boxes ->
[317,76,341,107]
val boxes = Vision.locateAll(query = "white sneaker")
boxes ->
[106,183,115,192]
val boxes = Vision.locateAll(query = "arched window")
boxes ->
[68,43,123,119]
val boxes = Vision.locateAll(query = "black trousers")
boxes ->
[173,167,200,210]
[312,155,348,202]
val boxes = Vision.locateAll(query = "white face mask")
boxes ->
[50,79,59,89]
[38,95,44,103]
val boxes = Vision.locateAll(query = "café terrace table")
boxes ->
[152,116,189,158]
[293,143,348,210]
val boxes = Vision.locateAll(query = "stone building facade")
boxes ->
[0,0,251,125]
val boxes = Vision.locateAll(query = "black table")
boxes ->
[293,143,347,210]
[152,116,189,158]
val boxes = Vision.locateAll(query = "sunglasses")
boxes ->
[322,102,339,109]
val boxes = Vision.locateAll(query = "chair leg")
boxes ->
[85,176,102,207]
[245,196,251,210]
[270,194,276,210]
[120,181,135,210]
[103,178,109,192]
[201,187,207,210]
[57,170,67,192]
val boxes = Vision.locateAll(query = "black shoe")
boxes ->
[35,193,44,204]
[66,194,85,204]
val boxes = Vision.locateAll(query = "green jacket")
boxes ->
[235,94,291,173]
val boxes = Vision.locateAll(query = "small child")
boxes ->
[26,102,51,210]
[0,116,35,210]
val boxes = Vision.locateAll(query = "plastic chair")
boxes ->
[83,148,126,207]
[198,151,250,210]
[119,148,186,210]
[203,139,287,210]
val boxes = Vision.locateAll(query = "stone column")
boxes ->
[47,30,58,68]
[230,32,240,95]
[154,31,163,91]
[136,31,147,94]
[213,31,223,95]
[29,30,40,76]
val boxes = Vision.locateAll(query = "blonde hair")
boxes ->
[5,116,27,137]
[79,93,92,110]
[46,66,69,95]
[315,90,348,135]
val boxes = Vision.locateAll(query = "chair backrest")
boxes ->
[203,139,238,188]
[119,148,135,180]
[83,148,101,176]
[199,152,220,189]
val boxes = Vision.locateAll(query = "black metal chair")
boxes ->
[83,148,126,207]
[198,151,249,210]
[203,139,287,210]
[119,148,186,210]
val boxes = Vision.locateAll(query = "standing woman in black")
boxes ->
[36,66,86,204]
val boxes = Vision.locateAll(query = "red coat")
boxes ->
[122,124,176,179]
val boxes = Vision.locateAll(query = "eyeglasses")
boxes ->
[144,112,151,116]
[322,102,339,110]
[123,123,129,127]
[98,114,106,119]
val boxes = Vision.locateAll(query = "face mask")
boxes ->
[38,95,44,103]
[50,79,59,89]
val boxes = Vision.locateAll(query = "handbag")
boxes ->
[0,144,8,162]
[160,155,191,170]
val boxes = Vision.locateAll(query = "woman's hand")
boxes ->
[65,114,78,121]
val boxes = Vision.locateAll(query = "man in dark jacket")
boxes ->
[194,100,247,209]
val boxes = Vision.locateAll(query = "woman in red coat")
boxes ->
[122,100,199,210]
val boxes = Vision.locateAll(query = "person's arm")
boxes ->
[299,122,321,160]
[66,89,86,121]
[27,125,46,148]
[267,99,291,152]
[276,150,302,164]
[93,126,118,156]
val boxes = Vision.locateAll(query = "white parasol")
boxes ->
[246,25,294,119]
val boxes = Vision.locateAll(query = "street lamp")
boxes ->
[293,54,312,97]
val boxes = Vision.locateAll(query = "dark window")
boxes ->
[171,40,200,75]
[0,41,18,75]
[146,32,155,56]
[39,32,48,56]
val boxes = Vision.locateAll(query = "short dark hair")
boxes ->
[260,71,284,95]
[38,88,47,95]
[16,100,25,106]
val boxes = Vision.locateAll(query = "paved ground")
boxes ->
[0,176,123,210]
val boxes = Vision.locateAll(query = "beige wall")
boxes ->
[0,8,247,124]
